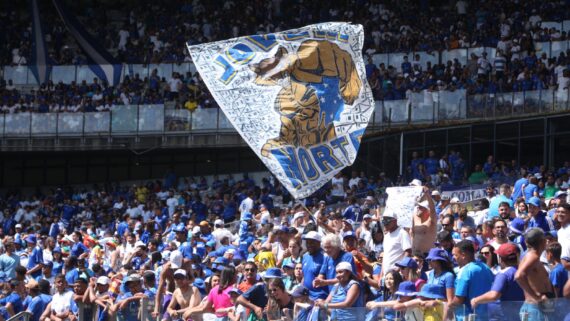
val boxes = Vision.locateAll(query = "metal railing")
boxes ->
[3,38,570,85]
[76,297,570,321]
[0,87,568,138]
[6,311,32,321]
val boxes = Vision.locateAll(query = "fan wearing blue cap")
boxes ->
[25,234,44,279]
[367,280,418,314]
[425,247,455,304]
[527,196,555,233]
[38,260,55,284]
[395,257,425,291]
[51,246,64,275]
[387,284,446,321]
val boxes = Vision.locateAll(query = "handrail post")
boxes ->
[78,302,85,321]
[136,104,140,136]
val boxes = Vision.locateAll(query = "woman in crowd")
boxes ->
[281,239,302,268]
[425,248,455,305]
[365,269,403,321]
[186,266,236,321]
[480,244,500,274]
[266,279,294,321]
[315,262,364,321]
[395,257,425,291]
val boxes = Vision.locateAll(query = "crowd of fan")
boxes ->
[1,155,570,321]
[404,151,570,189]
[3,0,570,66]
[366,48,570,101]
[0,70,216,113]
[3,1,570,110]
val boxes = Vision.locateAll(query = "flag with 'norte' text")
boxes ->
[188,22,374,199]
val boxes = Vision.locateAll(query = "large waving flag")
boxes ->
[52,0,121,86]
[188,23,374,199]
[29,0,52,84]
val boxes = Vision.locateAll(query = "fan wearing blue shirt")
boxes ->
[448,240,494,321]
[0,239,20,281]
[25,235,44,279]
[25,280,52,321]
[511,174,530,201]
[113,274,146,321]
[527,197,554,233]
[0,280,24,319]
[314,234,356,292]
[70,231,89,257]
[342,197,362,222]
[300,232,328,300]
[488,184,514,219]
[471,243,524,321]
[545,242,568,298]
[410,151,424,181]
[424,150,439,176]
[523,176,539,200]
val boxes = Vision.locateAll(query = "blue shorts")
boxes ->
[520,302,550,321]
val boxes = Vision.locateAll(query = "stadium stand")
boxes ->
[2,2,570,321]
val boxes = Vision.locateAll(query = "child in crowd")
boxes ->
[366,281,423,321]
[393,284,446,321]
[545,242,568,297]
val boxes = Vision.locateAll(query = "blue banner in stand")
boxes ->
[188,23,375,199]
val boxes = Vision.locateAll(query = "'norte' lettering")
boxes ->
[271,138,352,190]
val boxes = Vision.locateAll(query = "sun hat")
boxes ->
[302,231,322,242]
[395,257,418,269]
[394,281,417,297]
[263,267,283,279]
[426,248,450,262]
[417,284,445,299]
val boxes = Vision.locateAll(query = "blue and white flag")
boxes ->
[29,0,52,84]
[188,23,374,199]
[52,0,121,86]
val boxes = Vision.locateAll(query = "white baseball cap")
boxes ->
[336,262,354,274]
[170,250,183,269]
[416,200,429,209]
[214,219,224,227]
[174,269,187,277]
[302,231,322,242]
[15,224,22,229]
[96,276,110,285]
[409,179,422,186]
[293,212,304,221]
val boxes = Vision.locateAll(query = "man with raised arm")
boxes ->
[515,228,556,321]
[411,186,437,256]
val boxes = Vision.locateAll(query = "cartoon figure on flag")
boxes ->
[188,23,375,199]
[250,41,362,157]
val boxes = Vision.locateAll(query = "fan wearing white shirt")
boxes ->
[166,191,179,216]
[239,191,255,214]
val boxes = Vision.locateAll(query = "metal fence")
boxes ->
[3,38,570,85]
[76,298,570,321]
[0,87,568,138]
[2,63,198,86]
